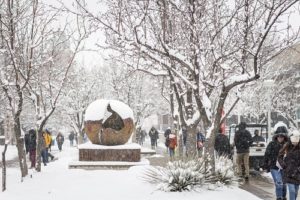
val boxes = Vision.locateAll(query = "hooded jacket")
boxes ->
[234,122,253,153]
[278,142,300,184]
[264,128,288,171]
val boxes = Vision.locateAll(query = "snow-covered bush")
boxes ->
[143,157,209,192]
[143,156,238,192]
[209,156,239,187]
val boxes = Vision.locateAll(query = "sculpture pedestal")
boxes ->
[79,143,141,162]
[69,143,146,169]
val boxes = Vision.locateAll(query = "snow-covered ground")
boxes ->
[0,143,262,200]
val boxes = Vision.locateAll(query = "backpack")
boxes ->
[165,137,170,147]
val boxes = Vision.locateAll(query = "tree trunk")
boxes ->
[15,126,28,178]
[2,144,8,191]
[35,128,44,172]
[206,87,229,173]
[185,125,197,157]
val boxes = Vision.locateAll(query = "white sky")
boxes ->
[55,0,300,69]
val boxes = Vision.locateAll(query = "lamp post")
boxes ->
[264,80,275,141]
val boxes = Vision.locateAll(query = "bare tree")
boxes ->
[73,0,299,166]
[25,17,87,172]
[0,0,39,177]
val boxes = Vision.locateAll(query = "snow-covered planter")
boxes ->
[143,158,208,192]
[143,156,238,192]
[84,99,135,145]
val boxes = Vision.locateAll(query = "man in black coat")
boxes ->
[25,129,37,168]
[214,128,231,157]
[234,122,253,180]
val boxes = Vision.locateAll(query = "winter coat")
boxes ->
[25,130,37,152]
[69,133,75,141]
[182,128,187,146]
[252,135,265,143]
[197,132,205,149]
[149,128,158,141]
[234,128,253,153]
[164,129,171,138]
[278,144,300,184]
[168,134,177,149]
[214,133,231,157]
[264,134,287,171]
[43,132,52,147]
[56,134,64,144]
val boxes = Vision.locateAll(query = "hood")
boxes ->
[238,122,247,130]
[273,132,288,142]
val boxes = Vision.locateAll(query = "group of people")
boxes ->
[135,127,146,146]
[234,121,300,200]
[264,126,300,200]
[161,126,231,159]
[24,129,76,168]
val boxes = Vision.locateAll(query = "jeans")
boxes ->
[271,169,287,199]
[169,148,175,158]
[41,149,48,165]
[287,183,299,200]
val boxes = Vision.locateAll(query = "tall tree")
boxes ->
[74,0,300,164]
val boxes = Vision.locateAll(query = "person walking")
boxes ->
[43,130,54,163]
[278,130,300,200]
[25,129,37,169]
[168,130,177,160]
[164,127,171,152]
[196,130,205,157]
[214,128,231,157]
[69,132,75,146]
[264,126,288,200]
[234,122,253,181]
[149,127,158,150]
[56,132,64,151]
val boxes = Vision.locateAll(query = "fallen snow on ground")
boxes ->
[0,144,18,161]
[0,144,262,200]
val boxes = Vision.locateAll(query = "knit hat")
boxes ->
[290,130,300,143]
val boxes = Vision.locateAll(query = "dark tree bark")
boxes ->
[2,144,8,191]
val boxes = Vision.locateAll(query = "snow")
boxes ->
[84,99,134,121]
[78,142,141,149]
[0,144,262,200]
[69,158,149,167]
[224,73,255,87]
[0,145,18,161]
[273,121,288,133]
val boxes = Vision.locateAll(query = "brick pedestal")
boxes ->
[78,143,141,162]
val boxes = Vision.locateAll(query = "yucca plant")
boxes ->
[143,157,211,192]
[207,156,239,187]
[143,155,239,192]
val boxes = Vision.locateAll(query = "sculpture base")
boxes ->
[69,159,149,170]
[78,143,141,162]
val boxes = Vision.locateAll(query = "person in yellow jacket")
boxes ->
[42,130,54,165]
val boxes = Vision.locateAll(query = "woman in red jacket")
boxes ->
[168,130,177,160]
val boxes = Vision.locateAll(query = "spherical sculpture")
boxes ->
[84,99,135,145]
